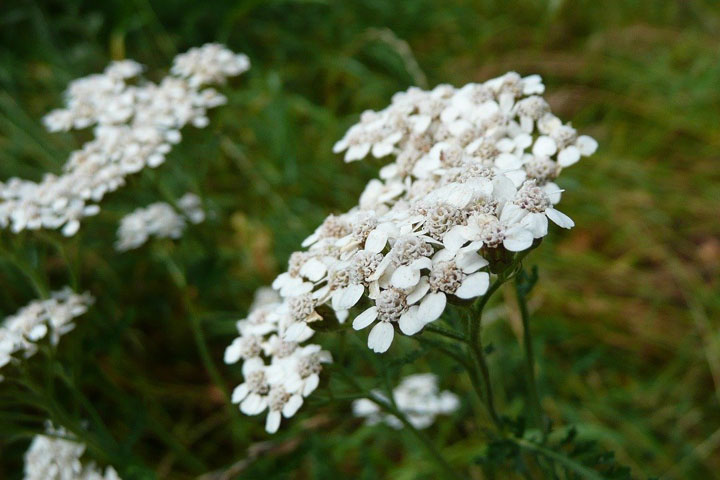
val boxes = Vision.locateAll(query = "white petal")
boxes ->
[241,394,267,415]
[62,220,80,236]
[346,143,371,161]
[372,141,394,158]
[417,292,446,324]
[284,322,307,341]
[543,182,562,204]
[368,322,395,353]
[496,153,522,170]
[399,307,424,335]
[266,410,282,433]
[557,146,580,167]
[300,258,327,281]
[443,225,470,252]
[365,229,389,253]
[545,208,575,229]
[492,176,517,204]
[242,357,264,376]
[456,250,488,273]
[283,394,304,417]
[521,212,548,238]
[445,184,473,208]
[333,138,348,153]
[302,374,320,396]
[455,272,489,299]
[503,227,534,252]
[500,203,527,225]
[231,384,249,403]
[576,135,598,156]
[391,265,421,289]
[353,307,378,330]
[332,284,364,310]
[407,277,430,304]
[504,169,527,187]
[413,115,432,134]
[224,341,242,364]
[532,136,557,157]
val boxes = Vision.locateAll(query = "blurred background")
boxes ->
[1,0,719,478]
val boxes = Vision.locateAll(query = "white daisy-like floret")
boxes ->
[399,249,489,335]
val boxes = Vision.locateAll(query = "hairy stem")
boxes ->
[466,277,506,430]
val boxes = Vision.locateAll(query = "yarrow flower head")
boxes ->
[0,288,94,380]
[114,193,205,251]
[0,44,247,237]
[231,72,597,433]
[273,72,597,352]
[224,289,331,433]
[352,374,459,429]
[24,423,121,480]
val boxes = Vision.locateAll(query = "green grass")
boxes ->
[1,0,719,478]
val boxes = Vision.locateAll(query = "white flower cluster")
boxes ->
[352,374,459,429]
[115,193,205,251]
[224,289,332,433]
[229,72,596,433]
[272,72,597,354]
[0,288,94,379]
[0,44,248,237]
[24,424,121,480]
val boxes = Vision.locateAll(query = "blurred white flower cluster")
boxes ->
[352,374,459,429]
[0,288,94,380]
[24,424,121,480]
[115,193,205,251]
[229,72,596,433]
[224,288,332,433]
[0,44,248,237]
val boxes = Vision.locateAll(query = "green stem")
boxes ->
[332,366,462,479]
[424,324,467,342]
[466,278,506,430]
[158,251,245,443]
[373,396,464,480]
[515,277,544,437]
[0,245,50,298]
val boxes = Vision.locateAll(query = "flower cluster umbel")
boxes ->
[0,44,248,236]
[352,374,459,429]
[224,289,332,433]
[0,288,94,380]
[228,72,597,433]
[23,423,121,480]
[115,193,205,251]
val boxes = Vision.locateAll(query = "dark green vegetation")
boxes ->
[1,0,719,478]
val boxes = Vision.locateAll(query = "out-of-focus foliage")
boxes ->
[0,0,718,478]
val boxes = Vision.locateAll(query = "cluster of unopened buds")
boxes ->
[227,71,597,432]
[23,424,121,480]
[352,374,459,429]
[0,288,94,381]
[0,43,248,237]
